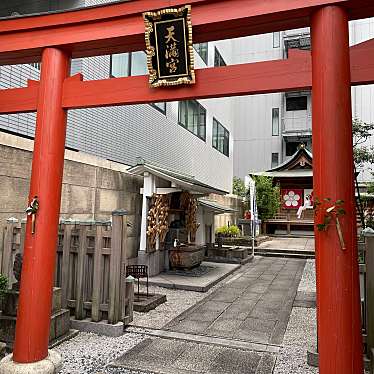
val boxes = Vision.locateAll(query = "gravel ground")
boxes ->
[56,331,147,374]
[56,265,242,373]
[55,257,367,374]
[274,307,318,374]
[298,259,316,293]
[130,283,221,329]
[274,259,318,374]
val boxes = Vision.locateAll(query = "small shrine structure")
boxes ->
[252,144,314,235]
[128,159,236,275]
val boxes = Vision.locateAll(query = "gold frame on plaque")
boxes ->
[143,5,195,88]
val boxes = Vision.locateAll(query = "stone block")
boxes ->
[123,194,138,213]
[70,318,124,337]
[51,288,62,315]
[49,315,56,342]
[98,189,121,213]
[0,176,29,213]
[133,293,167,313]
[54,309,70,339]
[62,160,96,187]
[232,248,248,259]
[60,184,94,214]
[1,288,62,317]
[169,246,205,270]
[307,347,318,367]
[96,168,124,190]
[0,349,62,374]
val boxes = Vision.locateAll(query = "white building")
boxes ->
[233,22,374,183]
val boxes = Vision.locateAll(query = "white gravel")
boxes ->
[274,307,318,374]
[274,259,318,374]
[298,259,316,293]
[56,331,147,374]
[130,283,220,329]
[55,267,241,373]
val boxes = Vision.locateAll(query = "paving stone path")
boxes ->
[112,257,306,374]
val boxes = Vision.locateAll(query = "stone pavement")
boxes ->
[141,262,241,292]
[257,237,315,253]
[112,257,306,374]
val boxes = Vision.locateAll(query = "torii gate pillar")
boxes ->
[312,6,363,374]
[0,48,70,373]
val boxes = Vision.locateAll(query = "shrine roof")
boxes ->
[251,170,313,178]
[198,199,237,213]
[127,159,228,195]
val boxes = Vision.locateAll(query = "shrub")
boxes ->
[215,224,241,237]
[252,175,280,220]
[232,177,246,197]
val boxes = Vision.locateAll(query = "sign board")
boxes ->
[143,5,195,87]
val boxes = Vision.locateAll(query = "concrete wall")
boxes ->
[0,133,143,259]
[209,194,245,229]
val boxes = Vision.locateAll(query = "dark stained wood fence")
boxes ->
[1,210,133,325]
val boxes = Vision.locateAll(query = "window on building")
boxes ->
[272,108,280,136]
[194,43,208,64]
[110,52,166,114]
[109,53,130,78]
[286,96,308,111]
[214,47,226,67]
[29,62,41,70]
[286,142,299,156]
[271,153,279,168]
[273,32,281,48]
[178,100,206,141]
[151,102,166,114]
[110,51,148,77]
[212,118,230,157]
[130,51,148,76]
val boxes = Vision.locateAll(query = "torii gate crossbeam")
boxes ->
[0,1,370,374]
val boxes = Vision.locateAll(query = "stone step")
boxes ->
[255,247,314,256]
[254,250,315,259]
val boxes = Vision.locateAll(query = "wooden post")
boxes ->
[109,209,128,324]
[13,48,70,364]
[61,224,72,309]
[125,277,134,324]
[91,225,103,322]
[311,6,363,374]
[1,219,18,281]
[75,224,88,320]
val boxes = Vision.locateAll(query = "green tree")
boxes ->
[353,118,374,169]
[252,175,280,220]
[232,176,246,197]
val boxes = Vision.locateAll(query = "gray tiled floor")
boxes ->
[112,257,305,374]
[165,257,305,345]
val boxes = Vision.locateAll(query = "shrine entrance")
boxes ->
[0,1,373,373]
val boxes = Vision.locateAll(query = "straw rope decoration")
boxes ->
[180,191,200,243]
[146,194,171,249]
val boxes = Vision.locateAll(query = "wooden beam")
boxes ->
[61,49,312,109]
[0,0,373,65]
[351,37,374,86]
[0,80,39,114]
[1,38,374,114]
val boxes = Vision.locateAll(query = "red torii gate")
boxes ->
[0,1,373,373]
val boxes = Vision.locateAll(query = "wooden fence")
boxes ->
[1,210,133,325]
